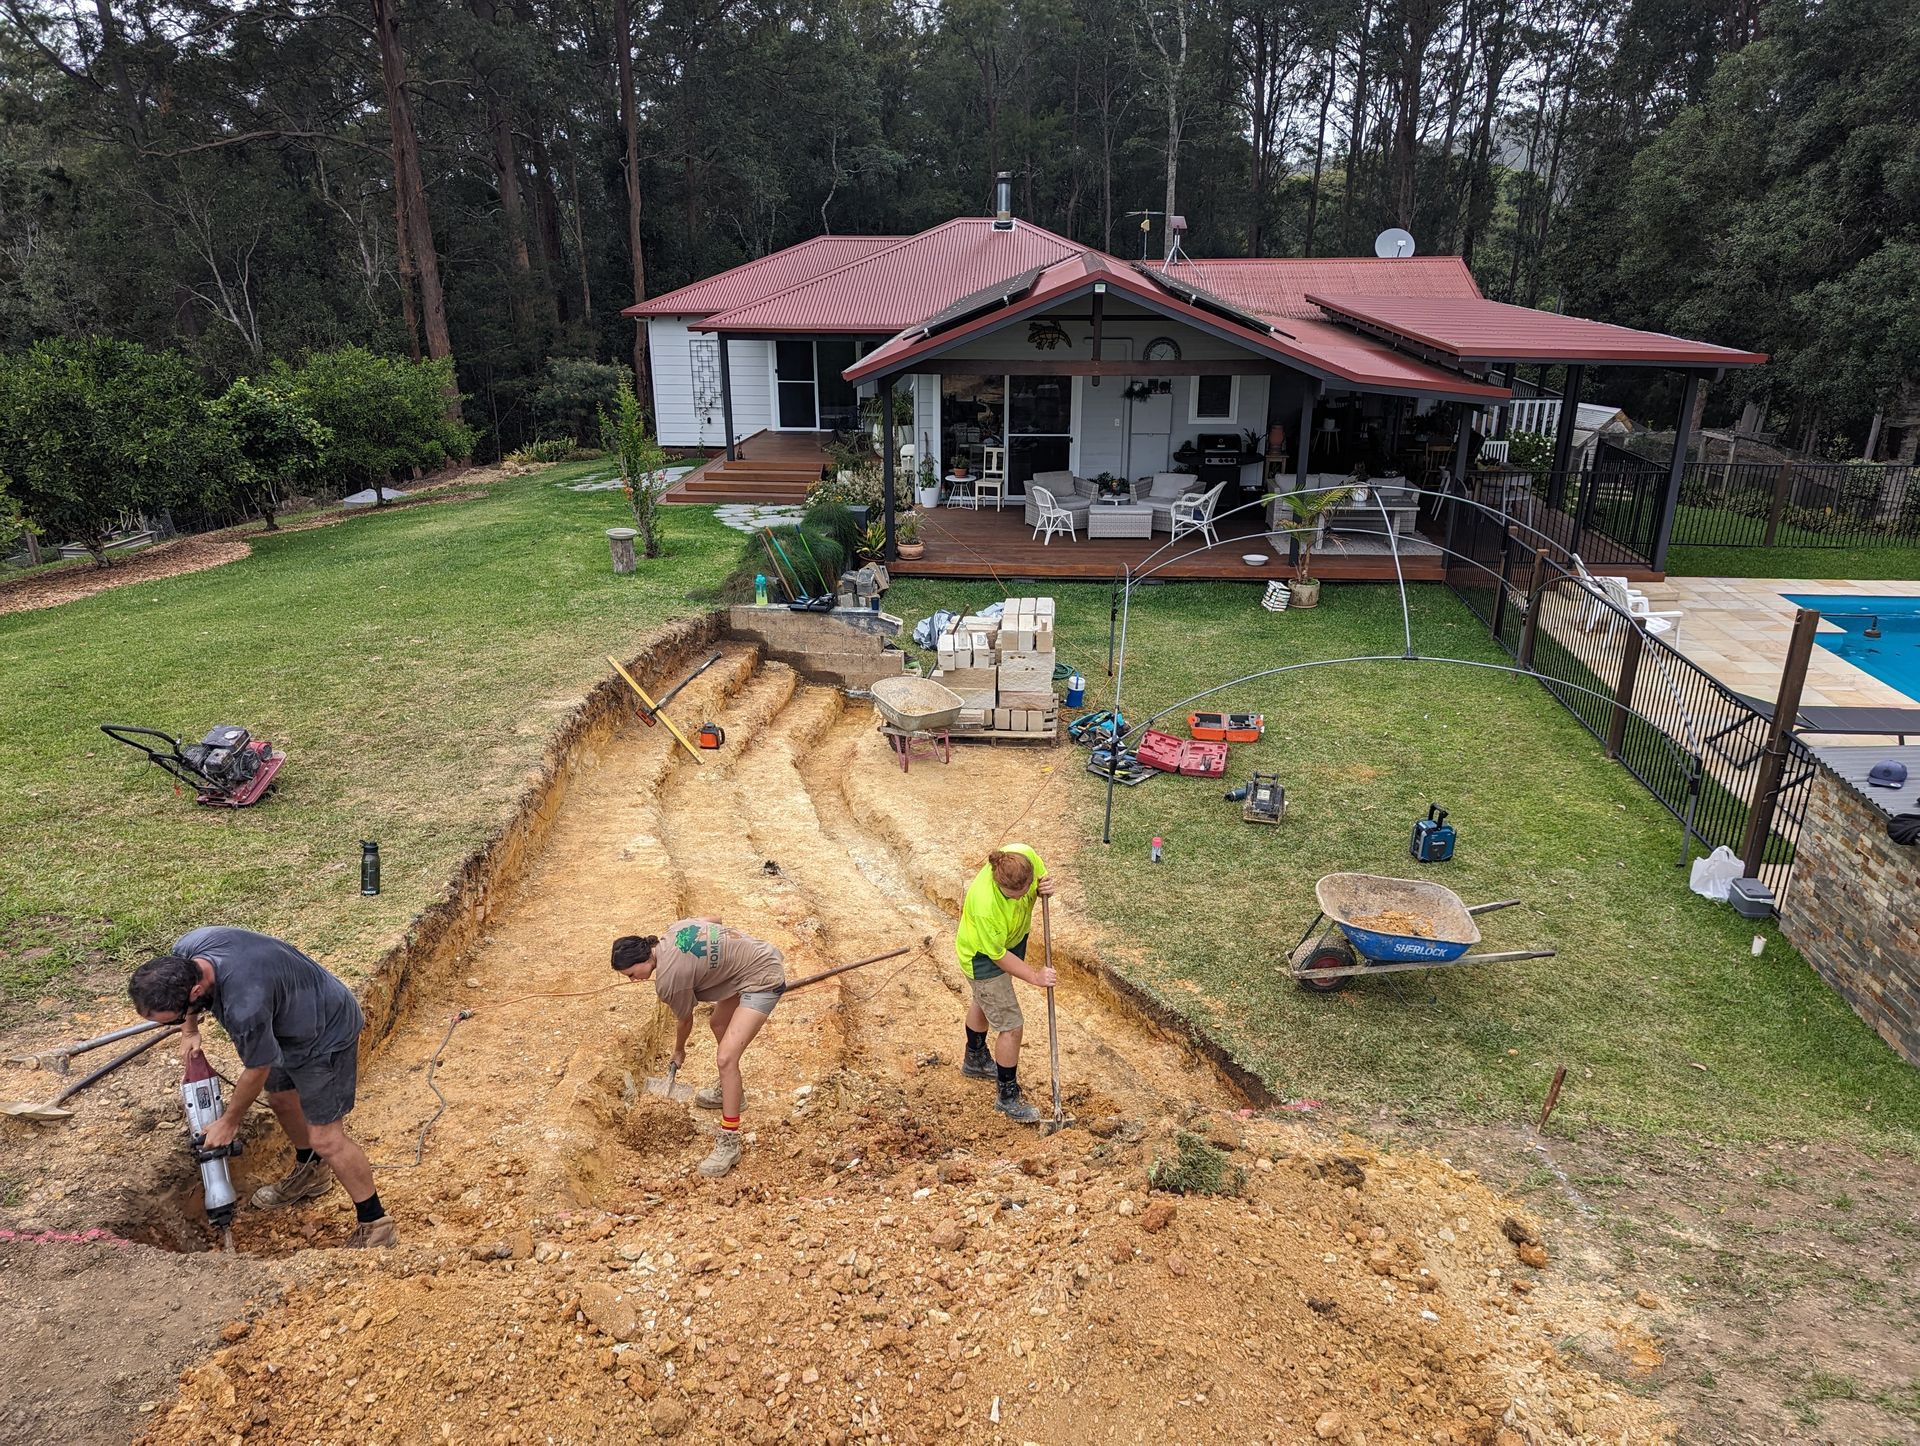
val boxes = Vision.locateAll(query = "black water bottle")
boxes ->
[360,840,381,896]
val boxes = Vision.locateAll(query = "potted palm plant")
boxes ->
[1274,482,1354,609]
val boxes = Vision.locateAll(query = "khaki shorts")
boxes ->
[969,972,1023,1032]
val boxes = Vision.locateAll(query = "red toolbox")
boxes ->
[1188,711,1264,743]
[1138,728,1228,778]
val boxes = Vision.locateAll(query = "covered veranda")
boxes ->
[848,266,1764,581]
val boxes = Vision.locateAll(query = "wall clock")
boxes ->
[1142,336,1182,362]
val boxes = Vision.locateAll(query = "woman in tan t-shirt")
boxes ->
[610,918,786,1178]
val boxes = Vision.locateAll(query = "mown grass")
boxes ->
[1666,543,1920,580]
[887,577,1920,1146]
[0,460,735,1008]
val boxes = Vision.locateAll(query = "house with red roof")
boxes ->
[626,181,1761,574]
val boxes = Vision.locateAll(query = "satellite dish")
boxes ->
[1374,228,1417,259]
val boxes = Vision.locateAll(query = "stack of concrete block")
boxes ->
[996,597,1057,712]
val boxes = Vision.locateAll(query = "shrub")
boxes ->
[0,338,230,562]
[205,375,331,530]
[602,380,672,558]
[1504,430,1554,479]
[507,438,574,467]
[274,346,474,498]
[725,523,847,603]
[807,459,886,512]
[1146,1131,1246,1197]
[530,357,627,446]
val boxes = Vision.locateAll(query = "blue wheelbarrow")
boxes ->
[1288,872,1555,992]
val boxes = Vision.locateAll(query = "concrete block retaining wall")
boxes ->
[1778,767,1920,1065]
[726,605,905,689]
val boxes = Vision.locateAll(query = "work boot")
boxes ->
[345,1215,398,1249]
[995,1083,1041,1124]
[694,1084,724,1111]
[961,1044,996,1080]
[249,1157,332,1210]
[697,1130,744,1178]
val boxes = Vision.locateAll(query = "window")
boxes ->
[1190,375,1239,422]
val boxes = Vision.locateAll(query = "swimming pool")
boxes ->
[1785,594,1920,704]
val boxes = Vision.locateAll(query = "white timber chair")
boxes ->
[975,446,1008,510]
[1030,486,1077,545]
[1479,439,1510,465]
[1170,481,1228,546]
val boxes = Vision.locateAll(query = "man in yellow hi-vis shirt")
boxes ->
[953,844,1057,1123]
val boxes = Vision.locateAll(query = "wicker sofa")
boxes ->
[1020,471,1104,527]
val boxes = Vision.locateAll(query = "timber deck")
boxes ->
[665,430,829,505]
[892,504,1448,583]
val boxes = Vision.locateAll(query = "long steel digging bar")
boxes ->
[2,1026,180,1120]
[1039,896,1068,1136]
[7,1018,170,1075]
[634,651,723,728]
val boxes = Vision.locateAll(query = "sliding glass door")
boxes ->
[939,373,1073,493]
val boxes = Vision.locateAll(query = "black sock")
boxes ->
[965,1027,987,1053]
[996,1063,1017,1089]
[353,1192,385,1224]
[295,1147,319,1165]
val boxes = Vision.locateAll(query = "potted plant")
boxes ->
[857,517,889,560]
[895,512,925,560]
[1274,481,1354,609]
[915,459,941,509]
[950,454,971,481]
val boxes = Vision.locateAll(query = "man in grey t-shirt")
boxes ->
[129,927,396,1248]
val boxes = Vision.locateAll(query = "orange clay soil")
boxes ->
[139,648,1667,1444]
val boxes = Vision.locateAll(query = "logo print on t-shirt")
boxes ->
[675,924,707,959]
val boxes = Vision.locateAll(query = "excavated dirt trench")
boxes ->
[119,644,1666,1444]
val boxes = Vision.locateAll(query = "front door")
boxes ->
[774,340,817,430]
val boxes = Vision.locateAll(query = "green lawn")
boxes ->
[0,460,735,1008]
[888,578,1920,1147]
[1666,543,1920,580]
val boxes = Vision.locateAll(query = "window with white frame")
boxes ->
[1190,374,1239,422]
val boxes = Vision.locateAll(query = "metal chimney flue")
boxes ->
[992,172,1013,230]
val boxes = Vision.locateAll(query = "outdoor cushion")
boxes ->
[1147,472,1197,500]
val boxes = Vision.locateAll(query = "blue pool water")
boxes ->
[1785,594,1920,703]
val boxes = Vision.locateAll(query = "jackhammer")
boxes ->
[181,1050,242,1248]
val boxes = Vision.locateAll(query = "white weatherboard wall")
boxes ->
[646,318,773,449]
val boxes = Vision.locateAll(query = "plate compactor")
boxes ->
[102,723,285,807]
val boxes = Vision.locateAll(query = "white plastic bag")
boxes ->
[1688,845,1742,901]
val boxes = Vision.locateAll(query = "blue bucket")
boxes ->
[1065,673,1085,708]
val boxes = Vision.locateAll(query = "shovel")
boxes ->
[1036,897,1073,1137]
[643,1055,693,1102]
[2,1025,179,1120]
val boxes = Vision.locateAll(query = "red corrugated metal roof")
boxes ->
[1172,257,1483,321]
[847,253,1508,401]
[1306,294,1769,366]
[623,235,903,319]
[697,218,1085,333]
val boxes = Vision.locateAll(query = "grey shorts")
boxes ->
[969,973,1023,1032]
[266,1044,359,1126]
[739,987,784,1016]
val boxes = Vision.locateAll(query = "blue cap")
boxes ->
[1867,759,1908,788]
